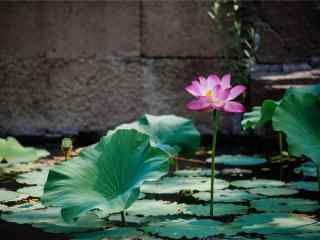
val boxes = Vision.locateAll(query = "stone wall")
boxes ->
[0,0,319,137]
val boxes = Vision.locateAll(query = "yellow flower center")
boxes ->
[206,90,214,97]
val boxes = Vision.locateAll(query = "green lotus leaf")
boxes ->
[0,189,28,203]
[242,100,279,130]
[292,181,319,192]
[194,189,260,203]
[108,214,148,224]
[231,179,285,189]
[143,218,226,239]
[210,154,267,166]
[251,197,319,213]
[294,161,317,177]
[181,203,248,217]
[41,129,170,222]
[174,168,213,177]
[1,202,44,213]
[1,207,110,234]
[127,199,181,216]
[141,176,229,194]
[273,92,320,165]
[266,233,320,240]
[71,227,142,240]
[233,213,320,235]
[16,169,49,185]
[0,137,50,164]
[110,114,200,156]
[248,187,298,197]
[17,185,44,198]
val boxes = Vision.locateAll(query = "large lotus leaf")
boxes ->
[16,169,49,185]
[141,176,229,194]
[242,100,279,130]
[294,161,317,177]
[209,154,267,166]
[231,179,285,189]
[251,198,319,213]
[143,218,226,239]
[233,213,320,235]
[42,129,170,222]
[292,181,319,192]
[110,114,200,156]
[0,137,50,164]
[181,203,248,217]
[194,189,260,203]
[248,187,298,197]
[0,189,28,203]
[273,92,320,165]
[1,207,110,234]
[71,227,142,240]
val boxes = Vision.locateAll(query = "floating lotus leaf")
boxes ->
[174,168,213,177]
[42,129,170,222]
[108,214,148,224]
[1,202,44,212]
[194,189,260,203]
[266,233,320,240]
[251,198,319,213]
[292,181,319,192]
[248,187,298,197]
[71,227,141,240]
[0,189,28,203]
[16,169,49,185]
[181,203,248,217]
[273,92,320,166]
[141,176,229,194]
[231,179,285,189]
[2,162,44,174]
[233,213,320,235]
[241,100,279,130]
[143,218,226,239]
[294,161,317,177]
[208,154,267,166]
[128,199,181,216]
[17,185,44,198]
[0,137,50,164]
[1,207,110,234]
[110,114,200,157]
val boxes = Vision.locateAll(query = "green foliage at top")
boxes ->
[42,129,170,222]
[273,92,320,165]
[242,84,320,130]
[0,137,50,164]
[109,114,200,157]
[242,100,278,130]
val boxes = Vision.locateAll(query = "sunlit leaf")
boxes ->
[42,129,170,222]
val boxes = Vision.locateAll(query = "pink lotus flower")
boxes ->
[185,74,246,112]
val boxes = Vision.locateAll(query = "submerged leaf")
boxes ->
[42,129,170,222]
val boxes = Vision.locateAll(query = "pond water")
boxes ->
[0,136,319,240]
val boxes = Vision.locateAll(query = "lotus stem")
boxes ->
[317,164,320,192]
[278,131,283,153]
[210,110,219,217]
[121,211,126,226]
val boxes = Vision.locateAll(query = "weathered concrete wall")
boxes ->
[0,1,319,137]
